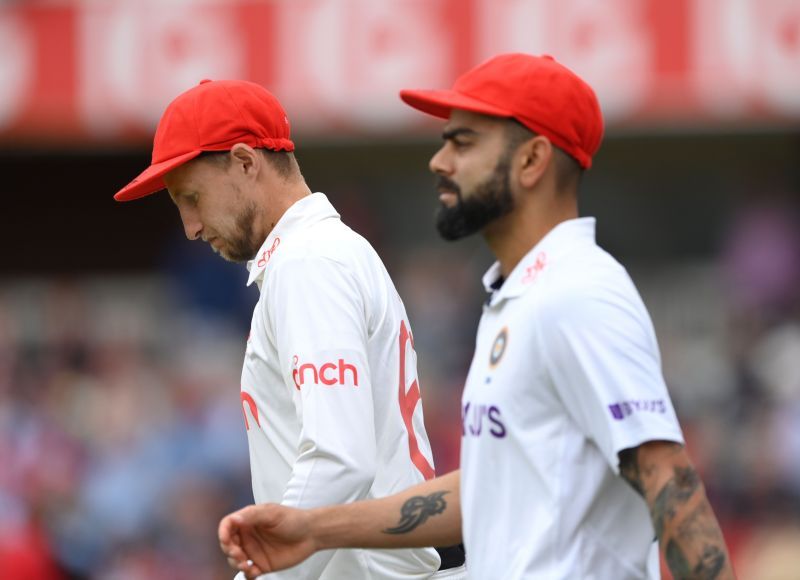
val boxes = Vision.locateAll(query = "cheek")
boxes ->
[463,152,500,184]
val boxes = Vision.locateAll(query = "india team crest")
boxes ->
[489,327,508,367]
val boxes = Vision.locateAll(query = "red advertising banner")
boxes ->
[0,0,798,145]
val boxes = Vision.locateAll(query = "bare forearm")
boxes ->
[620,442,735,580]
[309,470,462,550]
[650,466,733,579]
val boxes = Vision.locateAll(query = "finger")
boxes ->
[223,542,249,565]
[220,539,241,563]
[233,504,260,525]
[239,558,265,579]
[219,514,238,546]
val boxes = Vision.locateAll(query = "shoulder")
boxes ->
[266,226,381,297]
[536,246,650,335]
[287,219,375,267]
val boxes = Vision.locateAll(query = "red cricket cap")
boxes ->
[114,79,295,202]
[400,53,603,169]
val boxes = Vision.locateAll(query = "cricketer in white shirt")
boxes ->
[239,192,441,579]
[460,217,684,579]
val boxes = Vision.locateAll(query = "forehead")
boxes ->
[443,109,506,133]
[163,157,216,195]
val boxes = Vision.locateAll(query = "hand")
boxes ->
[218,503,318,579]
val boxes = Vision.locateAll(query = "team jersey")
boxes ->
[240,193,440,579]
[460,218,684,579]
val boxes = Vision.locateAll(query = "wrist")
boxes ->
[308,505,344,551]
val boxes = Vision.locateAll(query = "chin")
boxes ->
[220,249,252,264]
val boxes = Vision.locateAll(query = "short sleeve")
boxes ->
[537,278,684,472]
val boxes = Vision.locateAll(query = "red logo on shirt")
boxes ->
[521,251,547,284]
[398,320,436,481]
[240,391,261,431]
[291,355,359,389]
[257,236,281,268]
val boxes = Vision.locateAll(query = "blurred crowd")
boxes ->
[1,193,800,579]
[0,276,253,579]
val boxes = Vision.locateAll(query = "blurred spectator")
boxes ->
[0,279,251,578]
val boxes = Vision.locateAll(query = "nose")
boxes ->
[177,206,203,241]
[428,144,452,176]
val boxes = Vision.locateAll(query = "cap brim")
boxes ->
[114,150,203,202]
[399,89,513,120]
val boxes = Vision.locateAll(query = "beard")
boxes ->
[216,200,262,263]
[435,155,515,241]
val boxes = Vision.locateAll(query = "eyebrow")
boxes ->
[442,127,478,141]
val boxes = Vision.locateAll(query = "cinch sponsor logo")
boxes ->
[608,399,666,421]
[292,356,359,390]
[462,401,506,439]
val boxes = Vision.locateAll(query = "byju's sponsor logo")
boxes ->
[462,401,506,438]
[608,399,666,421]
[292,356,359,389]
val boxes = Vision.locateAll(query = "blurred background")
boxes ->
[1,0,799,578]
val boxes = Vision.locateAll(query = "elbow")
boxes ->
[341,455,377,495]
[307,444,377,496]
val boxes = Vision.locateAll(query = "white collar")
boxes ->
[246,192,339,287]
[481,217,597,306]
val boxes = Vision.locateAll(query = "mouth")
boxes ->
[438,191,459,206]
[436,176,461,205]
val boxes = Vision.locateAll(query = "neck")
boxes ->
[483,193,578,278]
[258,178,313,239]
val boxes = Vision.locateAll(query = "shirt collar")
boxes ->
[482,217,596,306]
[246,192,339,287]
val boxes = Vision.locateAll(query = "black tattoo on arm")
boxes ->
[620,442,732,579]
[383,491,449,535]
[651,465,701,533]
[664,500,727,578]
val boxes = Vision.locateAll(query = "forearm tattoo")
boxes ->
[651,465,701,532]
[664,501,727,578]
[619,444,731,579]
[383,491,449,535]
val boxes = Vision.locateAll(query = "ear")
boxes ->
[229,143,260,178]
[517,135,552,189]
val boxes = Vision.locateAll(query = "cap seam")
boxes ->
[192,88,202,149]
[220,83,256,147]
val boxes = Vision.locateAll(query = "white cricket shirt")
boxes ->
[240,193,440,579]
[460,218,684,579]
